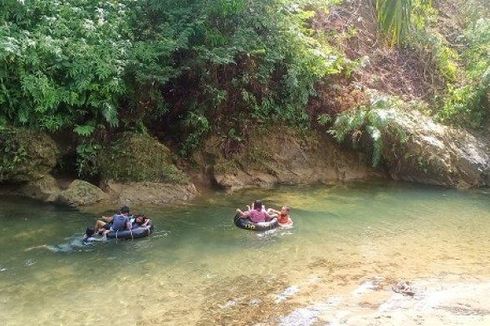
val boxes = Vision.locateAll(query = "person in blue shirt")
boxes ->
[96,206,133,236]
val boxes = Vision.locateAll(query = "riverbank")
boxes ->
[1,112,489,212]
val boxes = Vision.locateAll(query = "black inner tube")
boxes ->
[106,224,154,239]
[233,213,278,231]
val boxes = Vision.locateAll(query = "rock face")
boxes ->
[103,181,199,206]
[58,180,109,207]
[18,175,61,202]
[94,132,199,207]
[379,109,490,188]
[0,128,59,183]
[98,132,188,184]
[193,128,380,191]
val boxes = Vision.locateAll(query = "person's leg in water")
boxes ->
[94,215,114,234]
[94,220,107,234]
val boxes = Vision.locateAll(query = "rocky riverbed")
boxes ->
[279,277,490,326]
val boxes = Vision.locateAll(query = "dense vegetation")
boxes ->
[0,0,488,178]
[327,0,488,167]
[0,1,342,162]
[374,0,489,127]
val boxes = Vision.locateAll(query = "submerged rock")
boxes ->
[392,281,415,296]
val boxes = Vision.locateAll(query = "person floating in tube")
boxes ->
[267,206,293,227]
[236,200,272,223]
[96,206,133,238]
[132,214,152,228]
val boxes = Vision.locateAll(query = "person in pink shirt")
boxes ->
[236,200,272,223]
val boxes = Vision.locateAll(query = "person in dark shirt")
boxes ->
[132,214,151,228]
[100,206,132,238]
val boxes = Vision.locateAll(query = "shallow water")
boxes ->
[0,181,489,325]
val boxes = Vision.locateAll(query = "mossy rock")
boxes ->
[58,180,109,207]
[0,128,59,183]
[98,132,188,184]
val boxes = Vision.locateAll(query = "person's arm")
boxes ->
[236,208,249,218]
[265,211,272,222]
[267,208,280,215]
[142,218,151,227]
[101,216,113,223]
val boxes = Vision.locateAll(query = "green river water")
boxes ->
[0,181,489,325]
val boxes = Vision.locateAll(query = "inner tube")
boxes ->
[233,213,278,231]
[106,224,154,240]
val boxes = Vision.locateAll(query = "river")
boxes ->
[0,181,489,325]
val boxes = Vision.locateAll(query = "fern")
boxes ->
[74,124,95,137]
[329,93,408,167]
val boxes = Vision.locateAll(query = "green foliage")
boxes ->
[180,111,211,156]
[0,0,133,132]
[1,0,346,168]
[375,0,413,46]
[317,114,333,126]
[437,69,489,128]
[375,0,435,46]
[327,94,407,167]
[0,129,27,181]
[74,124,96,137]
[435,14,490,127]
[130,0,345,154]
[76,142,101,179]
[409,29,459,82]
[463,18,490,79]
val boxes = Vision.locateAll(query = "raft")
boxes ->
[233,213,279,231]
[106,224,154,240]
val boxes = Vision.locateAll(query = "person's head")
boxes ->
[280,206,290,215]
[135,214,145,223]
[120,206,130,215]
[85,227,95,238]
[253,200,263,211]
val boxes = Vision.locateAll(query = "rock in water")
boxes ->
[58,180,109,207]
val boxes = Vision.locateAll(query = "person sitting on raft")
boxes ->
[267,206,293,226]
[95,206,133,234]
[246,201,266,213]
[236,200,272,223]
[97,206,133,237]
[132,214,151,228]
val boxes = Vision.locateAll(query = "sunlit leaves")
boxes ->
[0,0,133,131]
[375,0,413,46]
[375,0,434,46]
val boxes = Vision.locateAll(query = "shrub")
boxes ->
[327,94,407,167]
